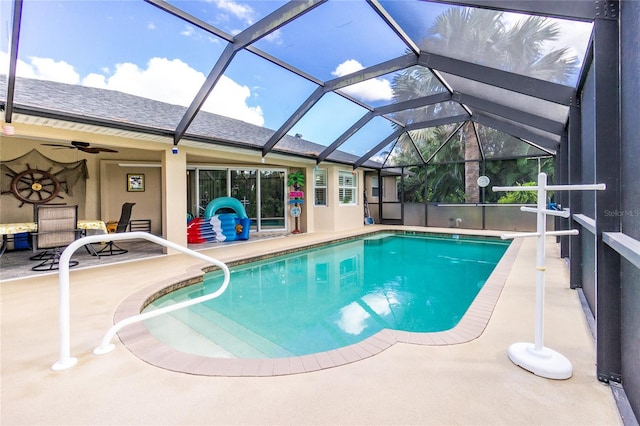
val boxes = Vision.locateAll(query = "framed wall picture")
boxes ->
[127,174,145,192]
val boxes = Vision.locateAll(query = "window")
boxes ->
[314,169,327,206]
[371,176,379,197]
[339,171,357,205]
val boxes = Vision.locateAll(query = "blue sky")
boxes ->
[1,0,592,159]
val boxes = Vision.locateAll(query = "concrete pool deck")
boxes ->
[1,226,623,425]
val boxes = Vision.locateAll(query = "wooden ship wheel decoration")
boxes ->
[2,164,66,207]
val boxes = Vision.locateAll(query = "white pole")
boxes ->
[51,258,77,371]
[505,171,575,379]
[494,173,606,380]
[534,172,547,352]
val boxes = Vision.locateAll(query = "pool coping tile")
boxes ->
[114,231,522,377]
[255,358,275,376]
[273,358,291,376]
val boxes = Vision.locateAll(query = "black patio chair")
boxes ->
[94,202,135,256]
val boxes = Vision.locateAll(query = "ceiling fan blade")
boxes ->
[41,143,74,149]
[42,141,117,154]
[77,146,118,154]
[77,147,102,154]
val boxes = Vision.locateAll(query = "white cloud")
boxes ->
[82,73,108,88]
[332,59,393,103]
[29,57,80,83]
[262,28,283,45]
[208,35,222,45]
[214,0,255,25]
[181,25,196,37]
[332,60,363,78]
[0,52,81,84]
[1,51,265,127]
[203,76,264,126]
[82,58,203,108]
[84,57,265,125]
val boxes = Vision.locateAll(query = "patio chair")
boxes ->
[29,202,67,261]
[30,204,82,271]
[94,202,135,256]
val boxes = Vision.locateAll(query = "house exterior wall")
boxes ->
[310,165,333,232]
[1,124,367,245]
[100,161,163,235]
[310,165,364,232]
[163,149,188,248]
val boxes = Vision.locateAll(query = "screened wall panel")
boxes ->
[382,1,592,87]
[620,1,640,418]
[621,0,640,241]
[439,72,571,124]
[285,92,368,150]
[14,0,222,126]
[193,49,319,133]
[250,1,409,82]
[580,66,597,219]
[165,0,286,34]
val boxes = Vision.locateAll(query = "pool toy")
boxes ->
[187,197,250,243]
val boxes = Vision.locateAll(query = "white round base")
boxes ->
[508,342,572,380]
[93,344,115,356]
[51,357,78,371]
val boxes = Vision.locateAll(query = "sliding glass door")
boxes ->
[259,170,285,230]
[231,169,257,230]
[189,167,286,232]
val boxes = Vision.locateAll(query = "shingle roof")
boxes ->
[0,75,381,168]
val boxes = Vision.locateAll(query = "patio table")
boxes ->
[0,220,107,257]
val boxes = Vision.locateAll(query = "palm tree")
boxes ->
[390,6,578,202]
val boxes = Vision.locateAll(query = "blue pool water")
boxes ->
[143,233,510,358]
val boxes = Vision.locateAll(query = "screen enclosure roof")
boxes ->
[1,0,598,169]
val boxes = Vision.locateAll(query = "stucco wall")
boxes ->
[310,165,364,232]
[1,136,103,223]
[1,125,366,243]
[100,161,163,235]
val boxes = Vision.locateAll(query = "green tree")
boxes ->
[485,157,554,203]
[390,6,577,202]
[496,181,539,204]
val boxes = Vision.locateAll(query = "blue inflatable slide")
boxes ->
[187,197,250,243]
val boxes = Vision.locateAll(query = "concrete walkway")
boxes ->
[1,227,621,425]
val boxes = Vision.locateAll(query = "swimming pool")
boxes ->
[142,232,510,360]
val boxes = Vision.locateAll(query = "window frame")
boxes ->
[314,168,328,207]
[371,176,379,198]
[338,171,358,205]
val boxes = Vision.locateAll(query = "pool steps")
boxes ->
[52,232,232,371]
[144,308,234,358]
[150,295,294,359]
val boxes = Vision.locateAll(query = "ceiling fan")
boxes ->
[42,141,118,154]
